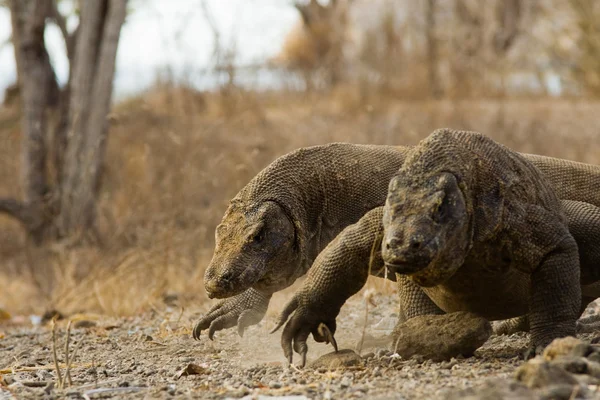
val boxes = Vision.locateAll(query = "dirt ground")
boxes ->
[4,290,598,400]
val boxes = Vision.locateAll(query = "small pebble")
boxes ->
[340,376,351,388]
[268,380,283,389]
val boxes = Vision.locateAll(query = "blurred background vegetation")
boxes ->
[0,0,599,317]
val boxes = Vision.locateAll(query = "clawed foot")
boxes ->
[493,316,530,336]
[271,295,338,368]
[522,344,545,361]
[493,314,600,337]
[192,288,270,340]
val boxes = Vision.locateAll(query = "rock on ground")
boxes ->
[391,311,492,361]
[444,379,537,400]
[309,349,363,369]
[455,337,600,400]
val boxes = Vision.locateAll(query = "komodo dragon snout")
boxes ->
[203,200,297,298]
[382,172,471,286]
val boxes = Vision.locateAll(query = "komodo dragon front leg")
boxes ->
[272,207,387,366]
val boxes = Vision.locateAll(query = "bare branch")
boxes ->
[200,0,221,65]
[49,0,75,62]
[494,0,522,54]
[0,198,29,224]
[0,197,48,243]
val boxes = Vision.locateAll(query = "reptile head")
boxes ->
[382,172,471,287]
[203,200,297,298]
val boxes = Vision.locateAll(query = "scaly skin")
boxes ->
[196,141,600,341]
[275,130,596,365]
[273,199,600,366]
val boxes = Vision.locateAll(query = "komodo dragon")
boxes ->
[273,129,600,365]
[193,140,600,341]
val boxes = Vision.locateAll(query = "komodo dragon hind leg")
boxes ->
[563,200,600,285]
[494,296,600,336]
[565,200,600,335]
[493,316,530,336]
[494,200,600,337]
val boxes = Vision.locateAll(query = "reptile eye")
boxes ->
[253,229,265,244]
[433,198,448,223]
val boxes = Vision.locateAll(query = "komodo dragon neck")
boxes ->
[238,143,409,276]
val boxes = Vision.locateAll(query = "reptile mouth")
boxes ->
[205,281,238,299]
[384,259,430,275]
[205,273,252,299]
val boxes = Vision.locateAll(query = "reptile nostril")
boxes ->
[385,237,401,251]
[220,271,234,283]
[410,239,422,250]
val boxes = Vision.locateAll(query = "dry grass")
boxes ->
[0,83,599,317]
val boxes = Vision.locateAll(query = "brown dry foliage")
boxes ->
[0,82,599,316]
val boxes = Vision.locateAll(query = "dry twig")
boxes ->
[51,317,64,389]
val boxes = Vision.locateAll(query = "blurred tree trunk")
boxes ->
[566,0,600,96]
[494,0,521,54]
[451,0,484,97]
[293,0,350,87]
[0,0,127,245]
[425,0,442,98]
[494,0,522,96]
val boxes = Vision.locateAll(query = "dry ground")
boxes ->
[0,291,550,399]
[1,87,600,398]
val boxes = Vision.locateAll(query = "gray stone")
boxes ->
[444,379,536,400]
[542,337,584,361]
[309,349,362,369]
[538,384,584,400]
[391,311,492,361]
[515,358,579,389]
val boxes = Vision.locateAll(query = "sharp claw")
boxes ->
[330,335,338,353]
[318,323,338,352]
[238,325,245,337]
[270,320,285,334]
[301,349,307,368]
[523,347,534,361]
[193,323,203,340]
[273,297,299,334]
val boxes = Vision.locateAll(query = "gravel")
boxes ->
[2,294,600,399]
